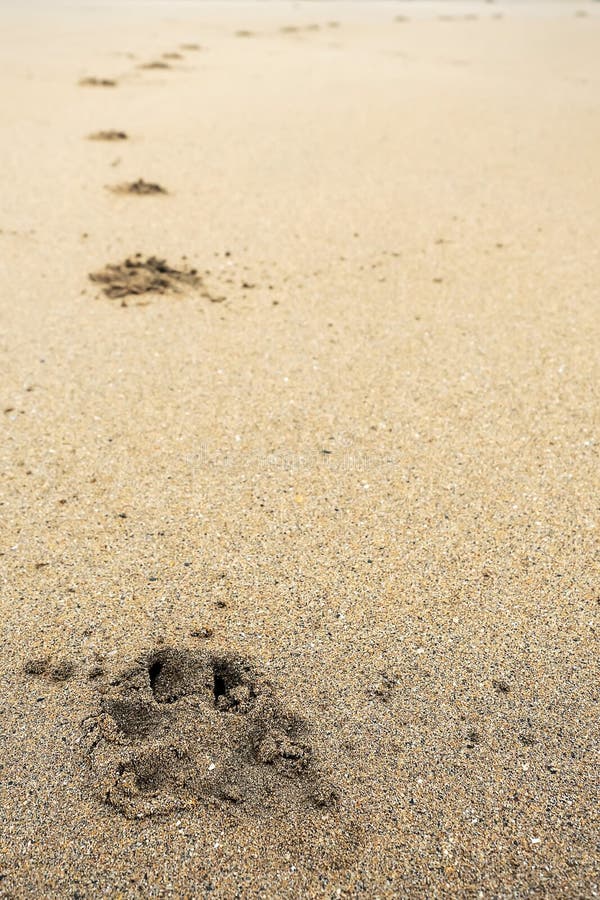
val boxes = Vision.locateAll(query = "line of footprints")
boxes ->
[80,41,231,307]
[23,31,341,820]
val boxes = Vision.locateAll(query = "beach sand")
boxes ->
[0,1,599,896]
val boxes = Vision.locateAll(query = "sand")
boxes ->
[0,1,599,896]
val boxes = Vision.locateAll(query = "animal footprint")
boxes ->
[79,77,117,87]
[81,647,337,819]
[24,656,75,681]
[108,179,167,196]
[88,130,128,142]
[138,61,171,70]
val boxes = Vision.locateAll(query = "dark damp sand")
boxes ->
[0,2,599,896]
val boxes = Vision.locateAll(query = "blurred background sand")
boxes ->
[0,2,599,896]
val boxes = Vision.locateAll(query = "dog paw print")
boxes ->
[81,647,337,819]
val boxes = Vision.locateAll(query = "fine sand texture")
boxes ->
[1,2,599,896]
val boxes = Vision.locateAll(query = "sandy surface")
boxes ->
[1,1,599,896]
